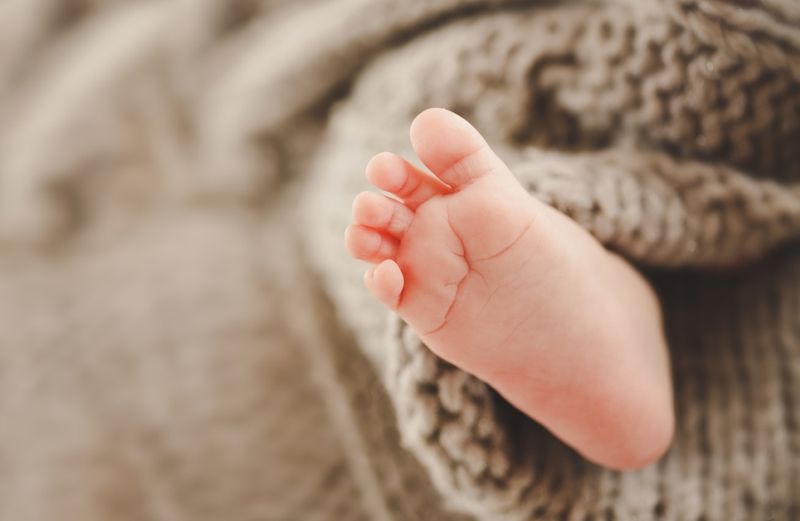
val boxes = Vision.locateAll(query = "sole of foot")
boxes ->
[345,108,674,470]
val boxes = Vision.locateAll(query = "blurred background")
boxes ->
[0,0,505,519]
[3,1,800,520]
[0,1,399,520]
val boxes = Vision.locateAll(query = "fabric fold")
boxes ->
[306,0,800,518]
[0,0,798,519]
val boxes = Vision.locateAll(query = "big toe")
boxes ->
[409,108,509,189]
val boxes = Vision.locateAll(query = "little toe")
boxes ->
[345,224,398,263]
[364,259,404,309]
[352,191,413,239]
[366,151,450,208]
[409,108,510,189]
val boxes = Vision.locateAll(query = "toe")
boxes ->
[365,259,404,309]
[409,108,510,189]
[366,152,450,208]
[345,224,398,263]
[352,191,413,239]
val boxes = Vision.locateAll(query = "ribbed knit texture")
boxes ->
[1,0,799,520]
[306,1,800,519]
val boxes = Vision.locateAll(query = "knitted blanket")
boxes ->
[1,0,799,520]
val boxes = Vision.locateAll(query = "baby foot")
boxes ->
[345,109,674,470]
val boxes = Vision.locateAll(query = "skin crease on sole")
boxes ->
[344,108,675,471]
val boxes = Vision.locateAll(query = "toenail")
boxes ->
[364,267,375,285]
[370,156,404,189]
[360,227,381,251]
[354,192,384,223]
[385,167,405,190]
[367,153,395,178]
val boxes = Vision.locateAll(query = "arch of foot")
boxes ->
[384,313,630,520]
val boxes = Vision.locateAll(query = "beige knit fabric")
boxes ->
[307,0,800,519]
[0,1,450,520]
[1,0,799,520]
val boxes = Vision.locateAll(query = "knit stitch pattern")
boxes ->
[1,0,799,520]
[306,1,800,519]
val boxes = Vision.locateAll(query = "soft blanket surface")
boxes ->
[1,0,799,520]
